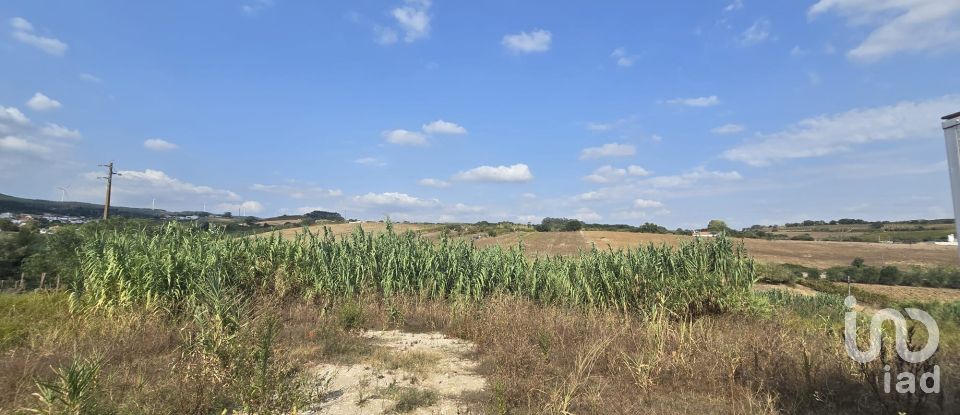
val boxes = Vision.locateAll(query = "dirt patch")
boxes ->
[753,283,819,297]
[259,222,433,240]
[307,330,485,414]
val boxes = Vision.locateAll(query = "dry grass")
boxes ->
[2,293,956,414]
[582,231,959,268]
[850,282,960,302]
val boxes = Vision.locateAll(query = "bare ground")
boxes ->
[307,330,486,414]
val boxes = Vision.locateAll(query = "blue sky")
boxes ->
[2,0,960,229]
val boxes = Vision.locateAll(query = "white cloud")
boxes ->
[418,178,450,188]
[711,123,745,134]
[809,0,960,62]
[382,129,427,145]
[41,123,81,139]
[580,142,636,159]
[723,95,960,166]
[391,0,431,43]
[143,138,179,151]
[79,73,103,83]
[666,95,720,107]
[217,201,264,214]
[454,163,534,183]
[807,71,822,85]
[610,47,635,67]
[115,169,241,201]
[354,157,387,166]
[353,192,438,208]
[10,17,33,32]
[26,93,61,111]
[575,191,606,202]
[10,17,67,56]
[633,199,664,209]
[241,0,274,16]
[381,129,427,146]
[422,119,467,135]
[502,29,552,54]
[0,106,30,125]
[572,208,601,222]
[724,0,744,12]
[627,165,651,176]
[645,168,743,188]
[738,19,771,47]
[651,134,663,142]
[0,135,50,154]
[583,165,626,183]
[250,183,342,199]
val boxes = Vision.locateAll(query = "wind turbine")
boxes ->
[57,185,71,202]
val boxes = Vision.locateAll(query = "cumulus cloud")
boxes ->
[809,0,960,61]
[41,123,81,139]
[10,17,67,56]
[583,165,650,184]
[666,96,720,107]
[502,29,552,53]
[724,0,743,12]
[143,138,178,151]
[722,95,960,166]
[454,163,534,183]
[644,167,742,188]
[738,19,771,47]
[580,143,636,159]
[418,178,450,188]
[391,0,431,42]
[711,123,745,134]
[422,119,467,135]
[382,129,427,145]
[114,169,241,201]
[0,106,30,125]
[0,135,50,154]
[352,192,439,208]
[26,93,61,111]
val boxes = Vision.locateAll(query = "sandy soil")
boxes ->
[306,330,485,414]
[754,283,819,297]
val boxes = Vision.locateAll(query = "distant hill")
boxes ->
[0,193,207,219]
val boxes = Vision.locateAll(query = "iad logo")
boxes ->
[844,296,941,394]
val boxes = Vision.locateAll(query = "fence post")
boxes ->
[38,273,46,291]
[55,276,61,291]
[19,273,25,291]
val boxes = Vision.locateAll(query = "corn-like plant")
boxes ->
[73,222,757,316]
[24,354,103,415]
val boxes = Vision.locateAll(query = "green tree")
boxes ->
[707,219,729,233]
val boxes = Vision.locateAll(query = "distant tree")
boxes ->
[0,219,17,232]
[707,219,729,233]
[851,257,865,268]
[223,212,233,218]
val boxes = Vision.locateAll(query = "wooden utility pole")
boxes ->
[98,162,120,220]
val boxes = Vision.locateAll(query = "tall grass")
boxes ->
[73,222,756,316]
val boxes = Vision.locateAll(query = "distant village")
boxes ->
[0,211,203,232]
